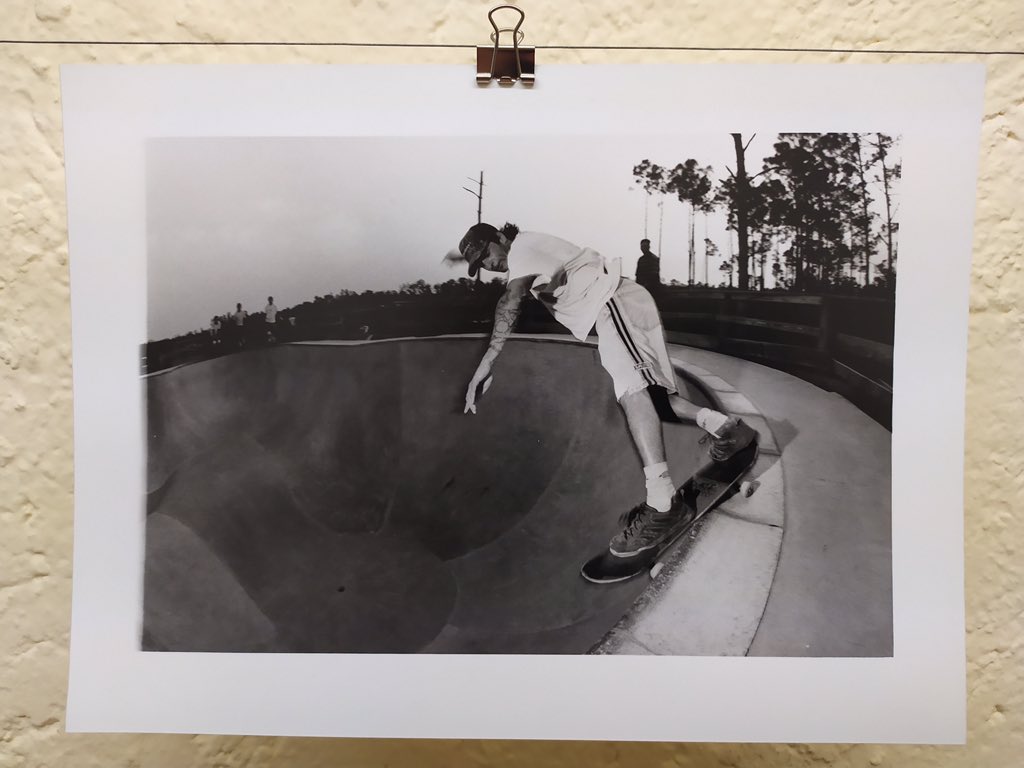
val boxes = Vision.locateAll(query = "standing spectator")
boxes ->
[209,316,222,347]
[635,238,662,295]
[232,303,248,349]
[264,296,279,343]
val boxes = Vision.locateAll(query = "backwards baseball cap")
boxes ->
[459,222,500,276]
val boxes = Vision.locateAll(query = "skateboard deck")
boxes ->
[581,439,760,584]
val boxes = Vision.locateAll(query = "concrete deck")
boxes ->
[671,344,893,657]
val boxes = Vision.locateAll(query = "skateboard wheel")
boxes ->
[650,562,665,578]
[740,480,757,497]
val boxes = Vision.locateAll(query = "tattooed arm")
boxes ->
[464,275,534,414]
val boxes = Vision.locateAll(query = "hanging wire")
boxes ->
[0,39,1019,55]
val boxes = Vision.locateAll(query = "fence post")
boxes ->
[717,291,731,352]
[818,296,834,364]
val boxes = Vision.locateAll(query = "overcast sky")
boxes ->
[146,133,886,340]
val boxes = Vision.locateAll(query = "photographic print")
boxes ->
[63,64,981,741]
[142,132,898,657]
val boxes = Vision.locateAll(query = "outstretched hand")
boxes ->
[464,371,494,414]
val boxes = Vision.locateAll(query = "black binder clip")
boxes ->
[477,5,535,86]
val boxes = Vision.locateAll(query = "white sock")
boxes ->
[696,408,729,437]
[644,462,675,512]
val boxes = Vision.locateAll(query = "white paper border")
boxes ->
[62,64,983,743]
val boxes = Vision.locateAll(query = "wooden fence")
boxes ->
[653,289,894,428]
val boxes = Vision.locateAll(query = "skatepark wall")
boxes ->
[3,2,1021,768]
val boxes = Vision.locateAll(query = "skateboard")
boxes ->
[581,438,760,584]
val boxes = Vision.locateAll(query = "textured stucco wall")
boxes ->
[1,1,1021,766]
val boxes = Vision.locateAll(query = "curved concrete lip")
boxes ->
[143,334,784,655]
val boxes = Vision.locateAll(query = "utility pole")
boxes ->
[462,171,485,281]
[463,171,484,224]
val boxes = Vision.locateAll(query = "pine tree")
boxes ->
[633,161,668,254]
[870,134,900,279]
[730,134,753,290]
[666,160,714,286]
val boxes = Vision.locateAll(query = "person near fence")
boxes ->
[451,222,757,557]
[635,238,662,295]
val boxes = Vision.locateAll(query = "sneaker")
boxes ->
[701,416,757,462]
[608,492,695,558]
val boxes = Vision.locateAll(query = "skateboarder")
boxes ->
[455,223,756,558]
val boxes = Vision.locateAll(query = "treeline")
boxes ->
[148,278,506,347]
[145,278,509,371]
[634,133,900,293]
[284,277,506,328]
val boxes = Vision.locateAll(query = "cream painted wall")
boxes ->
[1,1,1020,765]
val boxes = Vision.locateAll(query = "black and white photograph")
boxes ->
[62,64,981,741]
[142,132,898,657]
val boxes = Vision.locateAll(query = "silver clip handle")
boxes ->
[476,4,535,86]
[488,5,525,83]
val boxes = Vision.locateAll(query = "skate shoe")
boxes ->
[701,416,757,462]
[608,492,695,558]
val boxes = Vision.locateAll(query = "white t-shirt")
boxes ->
[506,232,622,340]
[265,303,278,323]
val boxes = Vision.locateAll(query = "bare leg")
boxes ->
[670,390,756,460]
[619,389,667,466]
[613,389,682,546]
[667,392,706,425]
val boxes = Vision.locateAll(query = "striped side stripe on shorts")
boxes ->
[607,298,657,388]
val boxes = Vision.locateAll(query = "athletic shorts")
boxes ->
[595,278,678,401]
